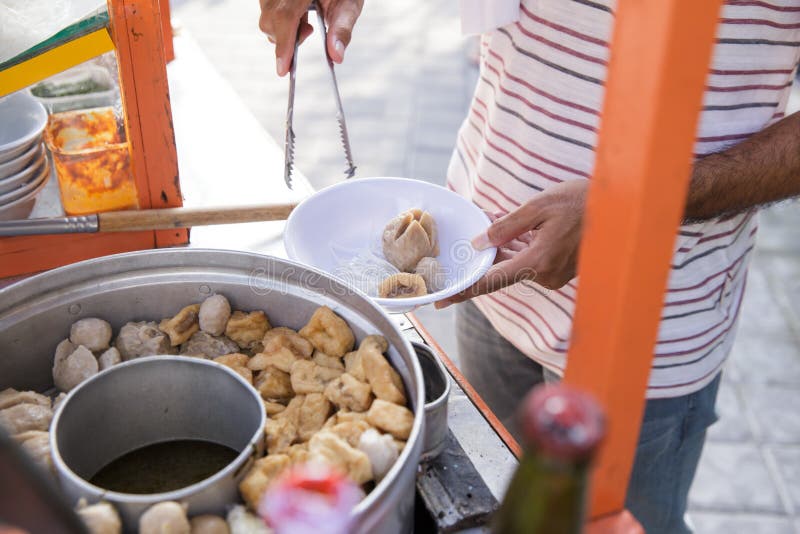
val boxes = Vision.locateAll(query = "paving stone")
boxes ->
[707,378,753,442]
[742,384,800,444]
[408,148,454,185]
[763,255,800,333]
[728,333,800,386]
[768,446,800,512]
[689,512,795,534]
[689,442,784,513]
[736,258,795,337]
[757,201,800,255]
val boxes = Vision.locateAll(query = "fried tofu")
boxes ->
[308,431,373,485]
[159,304,201,346]
[290,360,343,395]
[298,307,355,358]
[366,399,414,440]
[238,454,291,510]
[225,311,271,350]
[324,373,373,412]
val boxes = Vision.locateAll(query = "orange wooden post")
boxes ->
[562,0,724,519]
[108,0,187,247]
[159,0,176,63]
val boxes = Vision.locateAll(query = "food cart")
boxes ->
[0,0,727,531]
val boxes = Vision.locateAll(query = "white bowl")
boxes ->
[0,92,48,164]
[0,155,49,206]
[0,141,42,180]
[0,149,46,195]
[285,177,497,313]
[0,165,50,221]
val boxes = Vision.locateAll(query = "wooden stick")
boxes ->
[98,203,298,232]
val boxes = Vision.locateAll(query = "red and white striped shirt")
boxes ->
[448,0,800,398]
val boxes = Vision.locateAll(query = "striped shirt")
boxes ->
[448,0,800,398]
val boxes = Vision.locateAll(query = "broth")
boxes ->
[89,439,239,494]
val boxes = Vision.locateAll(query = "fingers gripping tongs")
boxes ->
[284,0,356,189]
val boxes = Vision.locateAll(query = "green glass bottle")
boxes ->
[492,384,606,534]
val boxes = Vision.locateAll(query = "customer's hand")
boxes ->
[259,0,364,76]
[436,179,588,308]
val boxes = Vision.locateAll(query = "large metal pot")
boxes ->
[0,249,425,534]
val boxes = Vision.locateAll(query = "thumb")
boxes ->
[324,0,363,62]
[472,201,543,251]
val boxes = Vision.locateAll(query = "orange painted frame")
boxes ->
[0,0,185,278]
[108,0,186,248]
[562,0,724,520]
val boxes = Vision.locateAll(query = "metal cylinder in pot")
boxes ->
[51,356,265,530]
[0,249,425,534]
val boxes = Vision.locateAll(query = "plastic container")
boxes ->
[43,106,138,215]
[29,65,115,113]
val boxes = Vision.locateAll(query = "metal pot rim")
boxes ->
[48,355,267,505]
[3,248,425,521]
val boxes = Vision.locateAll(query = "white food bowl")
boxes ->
[0,92,48,164]
[285,177,497,313]
[0,163,50,221]
[0,148,46,195]
[0,141,43,180]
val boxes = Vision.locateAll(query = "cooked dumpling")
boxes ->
[382,209,438,272]
[415,256,445,293]
[180,331,239,359]
[0,388,51,411]
[0,403,53,434]
[377,273,427,299]
[115,321,175,360]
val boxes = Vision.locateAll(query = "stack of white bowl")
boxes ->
[0,92,50,221]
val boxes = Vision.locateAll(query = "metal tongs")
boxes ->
[284,0,356,189]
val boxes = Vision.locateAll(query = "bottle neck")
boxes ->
[492,447,590,534]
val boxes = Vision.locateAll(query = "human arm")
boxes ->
[258,0,364,76]
[436,111,800,307]
[685,111,800,222]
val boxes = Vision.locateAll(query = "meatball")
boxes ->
[76,501,122,534]
[53,345,98,392]
[189,515,229,534]
[97,347,121,371]
[139,501,190,534]
[198,294,231,337]
[358,428,399,482]
[70,318,113,352]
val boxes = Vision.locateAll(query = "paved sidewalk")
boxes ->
[172,1,800,531]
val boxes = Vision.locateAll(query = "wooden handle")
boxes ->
[97,203,298,232]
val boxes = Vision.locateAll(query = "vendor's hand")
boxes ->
[436,179,588,309]
[259,0,364,76]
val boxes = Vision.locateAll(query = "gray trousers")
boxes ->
[456,300,721,534]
